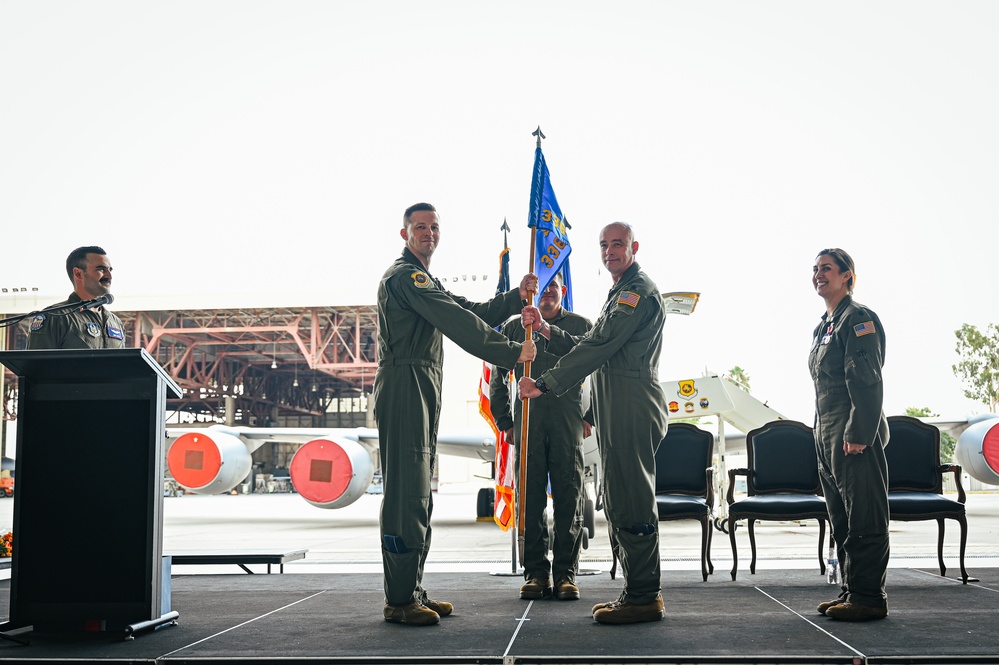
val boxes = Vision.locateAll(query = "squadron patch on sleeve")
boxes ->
[411,271,432,289]
[854,321,876,337]
[29,314,46,332]
[617,291,641,308]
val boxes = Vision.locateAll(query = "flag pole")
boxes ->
[516,126,544,567]
[501,218,519,575]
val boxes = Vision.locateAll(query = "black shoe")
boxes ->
[520,577,553,600]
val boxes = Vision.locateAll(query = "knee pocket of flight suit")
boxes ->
[615,523,658,537]
[382,546,423,606]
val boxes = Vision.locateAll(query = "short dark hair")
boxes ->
[403,202,437,228]
[65,246,107,282]
[816,248,856,293]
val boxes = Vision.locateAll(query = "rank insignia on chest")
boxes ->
[107,324,124,340]
[617,291,640,307]
[86,322,101,337]
[411,271,432,289]
[29,314,46,331]
[854,321,876,337]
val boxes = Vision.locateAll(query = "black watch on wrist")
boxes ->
[535,377,551,394]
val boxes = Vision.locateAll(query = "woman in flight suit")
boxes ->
[809,248,890,622]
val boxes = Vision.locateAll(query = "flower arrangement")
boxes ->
[0,532,12,557]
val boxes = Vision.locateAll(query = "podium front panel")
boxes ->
[0,349,176,630]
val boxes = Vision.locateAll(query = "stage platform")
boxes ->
[2,490,998,663]
[0,565,997,664]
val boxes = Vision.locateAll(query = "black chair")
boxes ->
[886,415,971,583]
[654,423,715,582]
[727,419,828,580]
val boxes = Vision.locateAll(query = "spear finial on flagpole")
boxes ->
[501,218,510,249]
[532,126,545,148]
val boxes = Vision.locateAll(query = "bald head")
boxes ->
[599,222,639,282]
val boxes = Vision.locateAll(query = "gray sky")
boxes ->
[2,1,997,428]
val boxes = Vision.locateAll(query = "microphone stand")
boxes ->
[0,297,111,329]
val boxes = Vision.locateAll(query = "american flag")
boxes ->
[617,291,641,308]
[478,244,515,530]
[854,321,876,337]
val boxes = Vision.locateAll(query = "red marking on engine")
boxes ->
[983,422,999,474]
[290,439,353,503]
[168,433,223,489]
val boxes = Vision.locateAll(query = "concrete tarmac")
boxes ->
[5,481,990,577]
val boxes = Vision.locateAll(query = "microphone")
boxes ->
[76,293,114,311]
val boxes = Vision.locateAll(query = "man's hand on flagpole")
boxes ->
[521,306,551,339]
[517,339,537,364]
[518,273,539,302]
[518,376,542,399]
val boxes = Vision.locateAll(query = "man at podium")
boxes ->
[26,245,126,350]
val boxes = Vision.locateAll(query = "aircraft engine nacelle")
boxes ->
[289,437,375,509]
[168,430,253,495]
[955,416,999,485]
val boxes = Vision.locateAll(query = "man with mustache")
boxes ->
[26,246,125,350]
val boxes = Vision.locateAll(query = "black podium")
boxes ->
[0,348,182,637]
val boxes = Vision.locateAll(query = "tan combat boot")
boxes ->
[423,598,453,617]
[520,577,553,600]
[383,601,440,625]
[593,593,664,625]
[817,598,846,615]
[826,602,888,621]
[555,579,580,601]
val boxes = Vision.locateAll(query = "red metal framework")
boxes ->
[2,305,378,426]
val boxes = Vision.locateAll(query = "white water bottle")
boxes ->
[826,543,839,584]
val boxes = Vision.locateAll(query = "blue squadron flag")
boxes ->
[527,143,573,311]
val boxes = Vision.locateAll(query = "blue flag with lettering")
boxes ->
[527,146,573,311]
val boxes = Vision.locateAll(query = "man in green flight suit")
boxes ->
[375,202,537,626]
[519,222,668,625]
[27,246,126,350]
[490,272,592,601]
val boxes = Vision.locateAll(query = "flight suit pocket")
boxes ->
[846,350,881,386]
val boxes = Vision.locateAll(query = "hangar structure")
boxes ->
[1,297,379,433]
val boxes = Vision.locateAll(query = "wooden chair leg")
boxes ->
[699,516,709,582]
[706,518,714,575]
[936,518,947,577]
[748,519,758,575]
[957,514,970,584]
[728,514,739,580]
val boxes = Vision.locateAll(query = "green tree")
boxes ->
[725,366,751,393]
[904,407,956,463]
[952,323,999,413]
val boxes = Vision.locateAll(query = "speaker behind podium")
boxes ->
[0,348,182,636]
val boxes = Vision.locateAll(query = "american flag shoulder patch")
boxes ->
[617,291,640,307]
[854,321,876,337]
